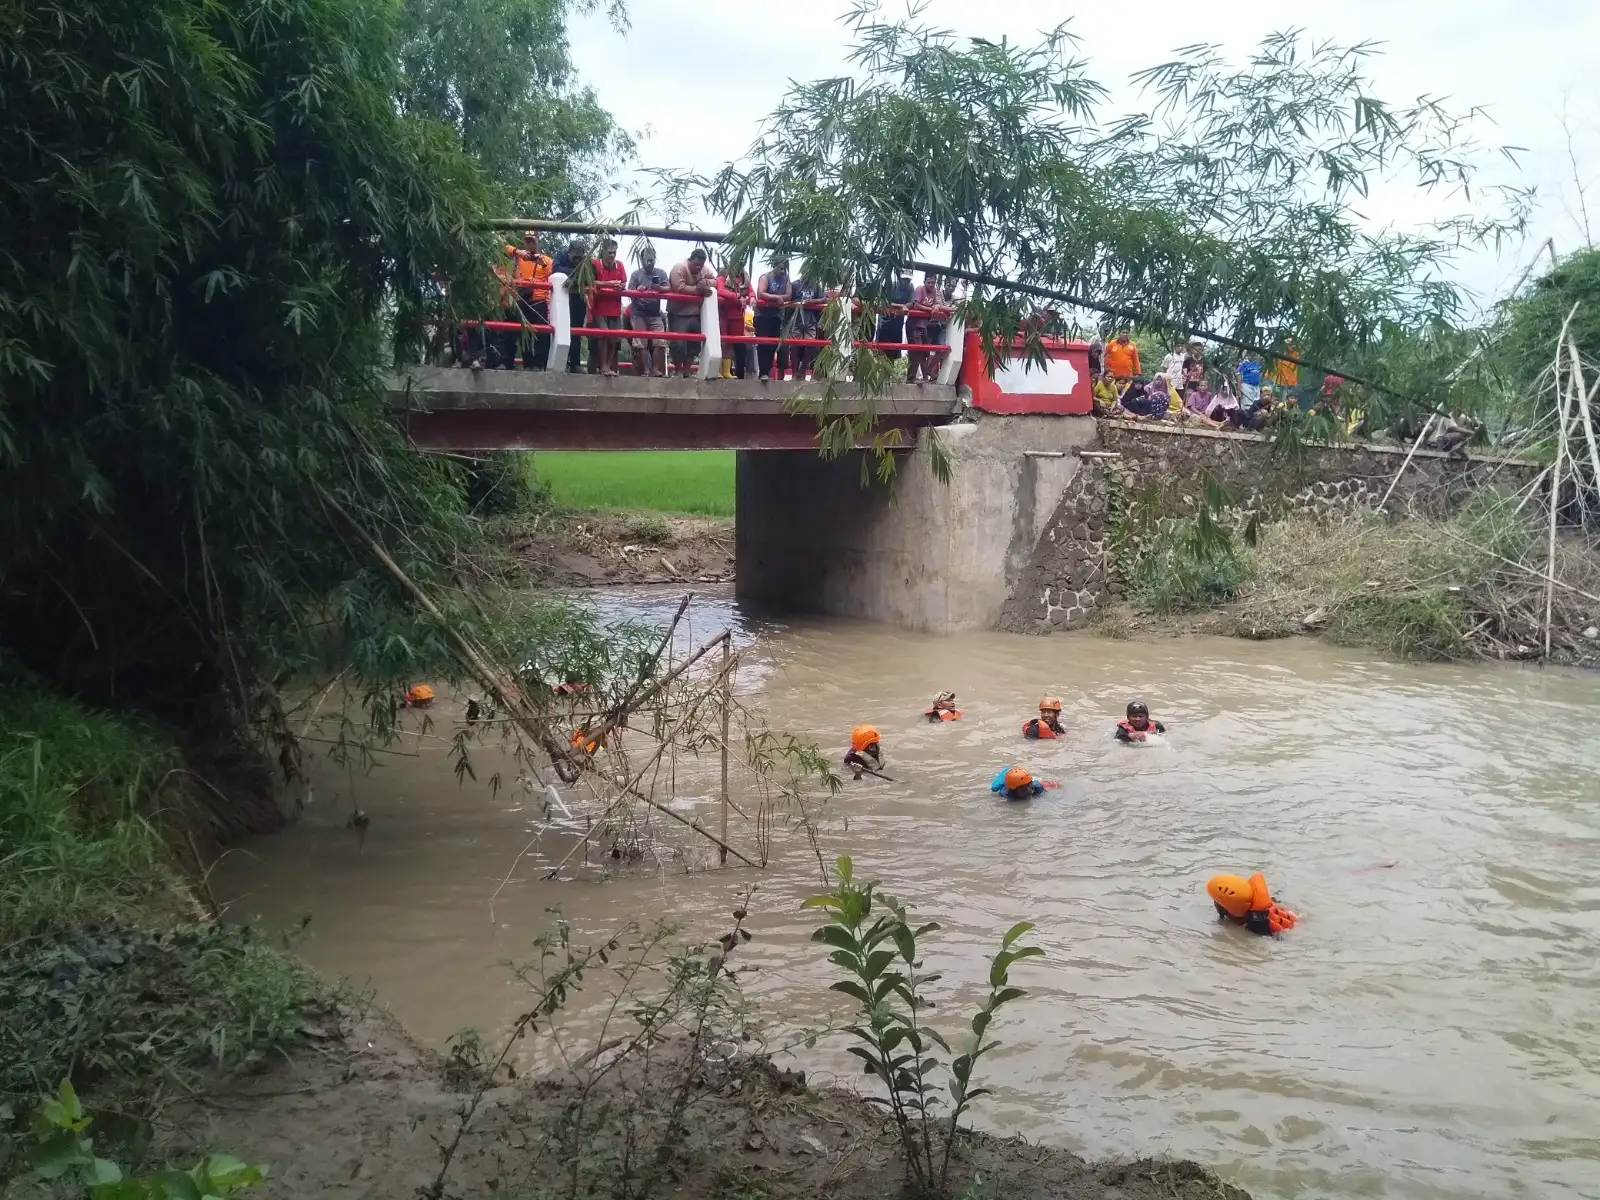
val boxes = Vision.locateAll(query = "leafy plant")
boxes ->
[26,1080,265,1198]
[805,857,1042,1198]
[1109,470,1257,615]
[648,5,1529,451]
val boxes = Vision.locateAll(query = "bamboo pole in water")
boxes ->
[719,637,730,866]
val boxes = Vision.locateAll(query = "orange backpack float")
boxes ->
[1206,872,1298,936]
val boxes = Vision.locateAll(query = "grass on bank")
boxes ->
[523,450,735,516]
[1104,493,1596,662]
[0,668,317,1140]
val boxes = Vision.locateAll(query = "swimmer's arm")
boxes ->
[1114,726,1132,742]
[1153,720,1167,733]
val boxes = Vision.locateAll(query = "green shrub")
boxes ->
[1,922,316,1117]
[1331,591,1469,661]
[1131,523,1255,614]
[20,1079,266,1196]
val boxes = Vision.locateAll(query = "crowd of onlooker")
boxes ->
[468,232,960,382]
[465,233,1483,451]
[1088,330,1348,431]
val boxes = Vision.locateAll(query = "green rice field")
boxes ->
[527,450,735,516]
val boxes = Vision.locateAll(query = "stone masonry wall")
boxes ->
[998,421,1541,635]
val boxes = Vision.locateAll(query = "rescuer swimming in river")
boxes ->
[990,766,1050,800]
[1022,696,1064,739]
[1206,872,1298,935]
[924,691,961,721]
[844,725,884,779]
[1114,701,1165,742]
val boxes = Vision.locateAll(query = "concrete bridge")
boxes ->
[387,367,962,451]
[385,364,1084,632]
[385,365,1529,636]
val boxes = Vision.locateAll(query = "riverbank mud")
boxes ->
[501,511,733,588]
[164,1003,1249,1200]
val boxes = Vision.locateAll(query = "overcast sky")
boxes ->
[568,0,1600,310]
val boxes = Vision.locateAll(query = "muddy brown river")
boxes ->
[219,589,1600,1199]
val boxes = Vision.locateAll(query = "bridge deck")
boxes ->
[388,367,963,451]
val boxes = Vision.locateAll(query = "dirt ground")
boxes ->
[501,511,734,589]
[156,1006,1250,1200]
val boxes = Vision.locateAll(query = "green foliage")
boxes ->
[24,1079,266,1198]
[1,671,318,1125]
[673,7,1527,407]
[1132,529,1254,615]
[465,452,548,517]
[1111,471,1256,615]
[397,0,629,216]
[1,668,180,948]
[1,922,316,1116]
[530,451,736,516]
[0,0,515,743]
[1497,246,1600,400]
[805,856,1042,1198]
[1330,590,1469,661]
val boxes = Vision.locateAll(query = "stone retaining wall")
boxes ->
[998,420,1541,634]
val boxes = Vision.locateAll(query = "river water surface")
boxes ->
[219,590,1600,1200]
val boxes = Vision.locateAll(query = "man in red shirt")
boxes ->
[905,272,943,382]
[588,238,627,377]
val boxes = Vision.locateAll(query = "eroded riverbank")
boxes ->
[220,595,1600,1200]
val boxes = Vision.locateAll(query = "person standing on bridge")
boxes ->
[754,255,793,382]
[715,264,753,380]
[588,238,628,378]
[552,238,590,374]
[504,231,553,369]
[875,266,916,362]
[667,248,716,378]
[627,245,670,378]
[789,271,824,380]
[905,271,943,383]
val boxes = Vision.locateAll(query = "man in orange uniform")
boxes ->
[1104,328,1141,379]
[587,238,628,377]
[504,232,553,368]
[1206,873,1298,935]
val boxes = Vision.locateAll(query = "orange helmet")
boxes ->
[404,683,435,706]
[850,725,880,752]
[1038,696,1062,712]
[1003,767,1033,791]
[1205,874,1253,920]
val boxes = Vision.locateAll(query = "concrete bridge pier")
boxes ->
[735,416,1099,633]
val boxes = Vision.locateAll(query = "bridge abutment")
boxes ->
[735,416,1098,633]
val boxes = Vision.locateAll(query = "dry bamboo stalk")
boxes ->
[1437,528,1600,606]
[1544,329,1577,656]
[313,484,580,778]
[619,777,757,868]
[1379,410,1441,511]
[577,628,732,753]
[1566,331,1600,522]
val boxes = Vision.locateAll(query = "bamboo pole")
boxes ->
[718,638,730,866]
[1544,354,1574,658]
[1379,410,1441,512]
[313,484,580,779]
[1565,331,1600,521]
[1437,528,1600,606]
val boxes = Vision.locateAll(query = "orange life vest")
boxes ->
[1022,718,1059,739]
[925,706,961,721]
[506,247,553,297]
[1117,718,1153,737]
